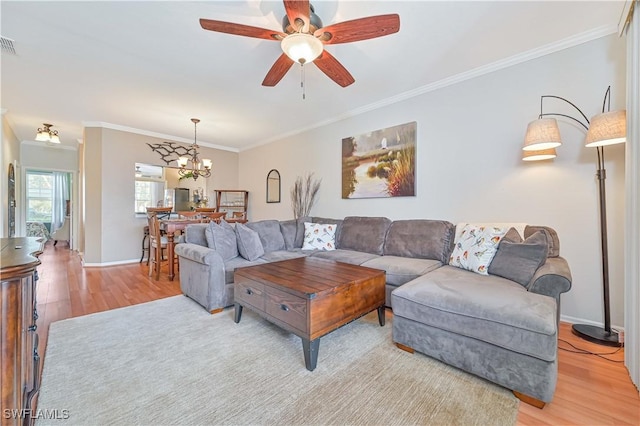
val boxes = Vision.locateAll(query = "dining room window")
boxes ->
[26,171,53,223]
[135,163,165,213]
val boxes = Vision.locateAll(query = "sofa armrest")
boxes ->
[526,256,572,300]
[175,243,223,266]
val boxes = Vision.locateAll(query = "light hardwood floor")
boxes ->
[35,242,640,424]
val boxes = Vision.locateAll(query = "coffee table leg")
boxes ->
[234,303,243,323]
[377,306,386,326]
[302,338,320,371]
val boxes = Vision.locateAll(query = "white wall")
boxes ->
[239,34,627,328]
[0,113,21,238]
[83,126,239,265]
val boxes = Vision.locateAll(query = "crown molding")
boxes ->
[82,121,239,153]
[22,140,78,151]
[242,25,618,152]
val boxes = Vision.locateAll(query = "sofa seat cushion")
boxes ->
[224,257,268,284]
[260,250,309,263]
[309,249,379,265]
[391,265,557,362]
[362,256,442,286]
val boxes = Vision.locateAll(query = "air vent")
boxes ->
[1,36,16,55]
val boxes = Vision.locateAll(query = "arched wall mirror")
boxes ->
[266,169,281,203]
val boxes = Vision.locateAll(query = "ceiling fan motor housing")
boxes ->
[282,4,323,34]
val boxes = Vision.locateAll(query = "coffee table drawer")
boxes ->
[265,287,307,333]
[235,280,265,311]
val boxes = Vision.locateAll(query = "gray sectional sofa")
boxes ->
[175,216,571,406]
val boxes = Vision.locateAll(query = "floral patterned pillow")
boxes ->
[302,222,336,251]
[449,224,508,275]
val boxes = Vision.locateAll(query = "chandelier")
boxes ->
[176,118,212,180]
[35,123,60,144]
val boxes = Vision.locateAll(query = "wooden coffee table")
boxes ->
[233,257,386,371]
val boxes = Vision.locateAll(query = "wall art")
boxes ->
[342,121,416,199]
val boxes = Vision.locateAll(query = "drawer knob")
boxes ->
[280,304,289,312]
[246,288,253,295]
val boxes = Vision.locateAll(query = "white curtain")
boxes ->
[51,172,69,233]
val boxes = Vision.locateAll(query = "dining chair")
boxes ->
[200,211,227,223]
[177,211,200,219]
[141,207,172,263]
[147,213,168,280]
[231,211,246,220]
[195,207,218,213]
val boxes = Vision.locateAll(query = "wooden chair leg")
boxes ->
[210,308,224,315]
[513,391,546,409]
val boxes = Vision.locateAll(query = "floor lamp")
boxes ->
[522,86,627,347]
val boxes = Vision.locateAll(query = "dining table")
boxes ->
[160,216,249,280]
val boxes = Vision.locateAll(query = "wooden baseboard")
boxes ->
[395,342,415,354]
[513,391,546,409]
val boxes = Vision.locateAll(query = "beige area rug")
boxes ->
[37,296,518,425]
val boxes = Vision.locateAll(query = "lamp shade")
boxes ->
[522,148,557,162]
[281,33,323,64]
[523,118,562,151]
[585,110,626,147]
[176,157,188,168]
[35,130,49,141]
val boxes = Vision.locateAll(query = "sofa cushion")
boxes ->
[525,225,560,257]
[338,216,392,255]
[449,224,507,275]
[225,257,268,284]
[362,256,442,286]
[184,223,208,246]
[312,217,343,243]
[246,220,286,252]
[309,249,379,265]
[489,230,548,287]
[235,223,265,261]
[280,216,309,250]
[205,221,238,261]
[260,250,308,263]
[391,265,558,362]
[383,220,454,263]
[302,222,337,251]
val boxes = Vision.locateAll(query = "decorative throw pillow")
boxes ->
[449,224,508,275]
[302,222,336,251]
[205,220,238,261]
[488,230,549,287]
[235,223,265,261]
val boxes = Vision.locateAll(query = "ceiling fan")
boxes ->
[199,1,400,88]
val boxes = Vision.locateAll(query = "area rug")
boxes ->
[37,295,518,425]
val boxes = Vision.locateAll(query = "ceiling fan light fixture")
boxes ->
[281,33,323,64]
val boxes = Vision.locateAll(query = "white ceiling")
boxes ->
[1,1,624,152]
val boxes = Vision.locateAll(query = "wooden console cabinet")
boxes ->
[1,237,44,426]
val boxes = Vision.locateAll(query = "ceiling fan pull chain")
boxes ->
[301,63,306,100]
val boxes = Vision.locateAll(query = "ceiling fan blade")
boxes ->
[200,19,286,41]
[262,54,295,86]
[314,14,400,45]
[313,51,355,87]
[283,0,310,33]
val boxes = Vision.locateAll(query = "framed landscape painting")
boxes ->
[342,121,416,199]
